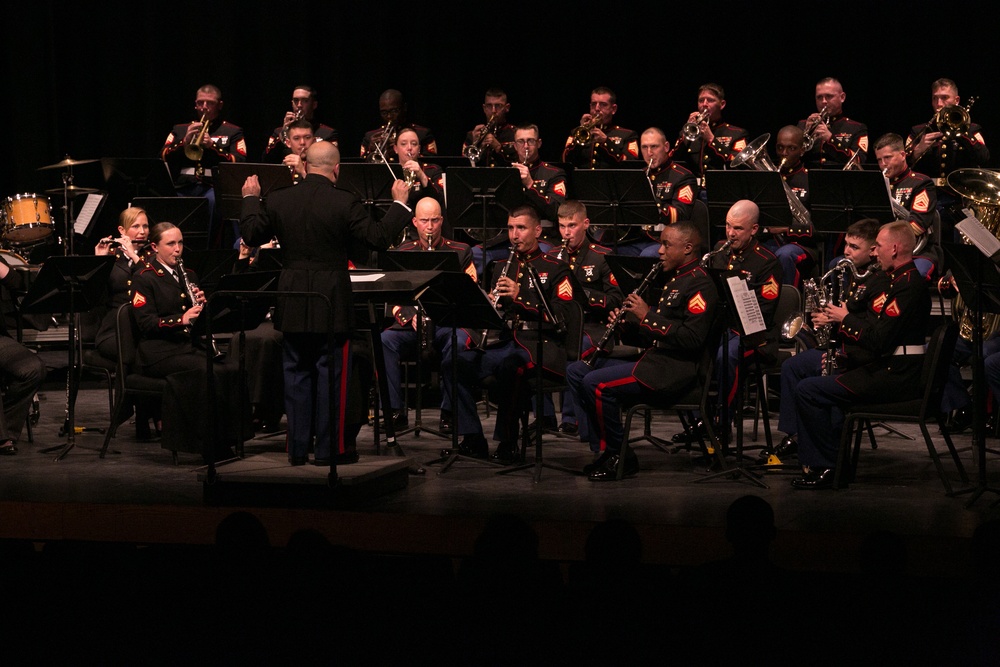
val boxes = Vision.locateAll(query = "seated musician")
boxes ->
[562,86,639,169]
[276,118,316,182]
[797,77,868,168]
[668,83,748,189]
[762,218,882,462]
[471,124,563,272]
[93,206,159,439]
[0,256,47,456]
[462,88,517,167]
[395,129,444,211]
[130,222,248,462]
[360,89,437,162]
[673,200,783,443]
[261,85,338,163]
[765,125,816,287]
[381,197,477,432]
[565,221,719,480]
[439,205,576,464]
[550,200,623,438]
[874,132,938,279]
[791,221,930,489]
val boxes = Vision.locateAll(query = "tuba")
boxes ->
[731,133,814,233]
[948,168,1000,341]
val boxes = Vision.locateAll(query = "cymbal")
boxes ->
[37,156,99,171]
[44,185,99,196]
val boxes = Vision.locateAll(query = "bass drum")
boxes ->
[3,193,54,245]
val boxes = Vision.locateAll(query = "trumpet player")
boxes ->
[261,85,338,163]
[561,86,639,169]
[360,89,437,162]
[797,77,868,168]
[462,88,517,167]
[380,198,477,433]
[278,119,317,181]
[762,219,884,464]
[875,133,938,278]
[565,221,718,480]
[668,83,748,185]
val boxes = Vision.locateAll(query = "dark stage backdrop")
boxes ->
[2,1,995,217]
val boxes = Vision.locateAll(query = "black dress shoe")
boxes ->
[333,450,360,465]
[490,441,519,465]
[288,456,307,466]
[439,433,489,459]
[582,450,612,474]
[559,422,579,436]
[526,416,558,432]
[439,412,452,434]
[588,451,639,481]
[774,435,798,457]
[386,409,408,430]
[0,440,18,455]
[945,407,973,434]
[791,467,835,490]
[671,419,707,443]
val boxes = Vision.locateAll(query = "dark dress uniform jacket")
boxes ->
[239,173,411,336]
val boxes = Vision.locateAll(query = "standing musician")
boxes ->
[380,197,477,432]
[562,86,640,169]
[471,124,564,272]
[796,77,868,168]
[906,78,989,240]
[0,256,48,456]
[439,205,576,464]
[767,125,816,287]
[239,142,411,466]
[261,85,338,163]
[565,221,719,480]
[674,200,783,443]
[130,222,248,462]
[360,89,437,162]
[606,127,699,257]
[875,133,938,278]
[552,200,624,438]
[763,218,883,462]
[669,83,748,188]
[791,221,930,489]
[462,88,517,167]
[395,128,445,210]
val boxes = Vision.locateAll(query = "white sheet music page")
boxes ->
[727,275,766,335]
[74,193,105,235]
[956,211,1000,262]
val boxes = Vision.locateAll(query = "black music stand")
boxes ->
[380,251,463,438]
[197,271,279,459]
[133,196,212,251]
[182,249,240,294]
[100,158,176,199]
[705,170,794,232]
[444,167,522,279]
[808,170,896,233]
[216,163,294,221]
[573,170,660,251]
[944,243,1000,506]
[20,256,115,461]
[694,267,769,488]
[337,163,400,219]
[420,273,508,474]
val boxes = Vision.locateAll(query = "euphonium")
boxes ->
[183,112,210,162]
[731,133,813,232]
[948,168,1000,342]
[681,109,710,142]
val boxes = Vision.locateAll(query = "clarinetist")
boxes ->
[565,221,719,481]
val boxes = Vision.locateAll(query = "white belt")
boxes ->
[180,167,214,177]
[893,345,925,356]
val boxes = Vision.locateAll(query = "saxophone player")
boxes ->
[565,221,718,480]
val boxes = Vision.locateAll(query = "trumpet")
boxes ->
[801,104,830,151]
[183,112,210,162]
[585,261,664,366]
[281,108,304,143]
[463,113,498,163]
[572,113,603,146]
[681,109,711,142]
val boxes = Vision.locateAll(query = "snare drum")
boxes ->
[0,248,30,267]
[3,193,53,245]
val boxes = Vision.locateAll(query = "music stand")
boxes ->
[573,170,660,251]
[808,170,896,233]
[379,251,463,438]
[133,196,211,251]
[705,170,794,233]
[944,243,1000,506]
[20,256,115,461]
[252,248,284,272]
[100,158,176,199]
[182,249,240,294]
[444,167,523,279]
[337,163,400,218]
[215,163,294,221]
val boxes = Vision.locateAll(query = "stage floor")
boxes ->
[1,372,998,578]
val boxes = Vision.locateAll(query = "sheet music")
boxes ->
[956,211,1000,262]
[350,272,385,283]
[74,193,105,235]
[727,276,766,335]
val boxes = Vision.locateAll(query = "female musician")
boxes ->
[131,222,247,461]
[395,129,444,210]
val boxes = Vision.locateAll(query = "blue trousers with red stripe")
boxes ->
[282,332,350,461]
[567,358,646,454]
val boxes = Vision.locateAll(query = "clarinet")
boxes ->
[176,258,221,359]
[555,238,570,261]
[584,261,664,367]
[419,232,435,349]
[480,246,518,346]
